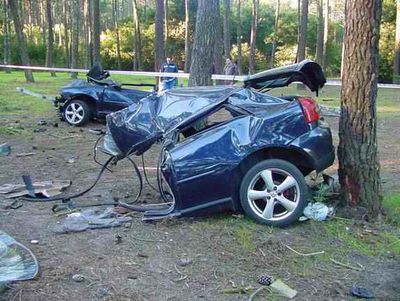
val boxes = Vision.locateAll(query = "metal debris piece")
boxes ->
[0,231,39,284]
[15,152,35,157]
[350,284,375,299]
[72,274,85,283]
[88,128,104,135]
[269,279,297,299]
[53,207,133,234]
[0,179,71,199]
[0,143,11,156]
[257,274,274,286]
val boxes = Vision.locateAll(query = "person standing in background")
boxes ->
[160,57,179,90]
[223,57,238,85]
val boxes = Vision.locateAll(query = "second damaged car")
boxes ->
[103,60,335,227]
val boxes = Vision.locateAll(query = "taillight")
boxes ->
[299,97,320,123]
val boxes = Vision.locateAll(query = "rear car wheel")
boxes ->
[63,100,91,126]
[239,159,308,227]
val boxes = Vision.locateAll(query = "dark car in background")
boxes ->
[103,60,335,227]
[54,65,155,126]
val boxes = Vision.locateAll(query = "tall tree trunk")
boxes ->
[338,0,382,218]
[8,0,34,82]
[394,0,400,83]
[71,0,80,78]
[164,0,168,45]
[3,0,10,73]
[315,0,323,65]
[322,0,329,72]
[236,0,242,75]
[214,2,224,83]
[113,0,122,69]
[155,0,165,71]
[189,0,220,86]
[45,0,56,77]
[63,0,70,67]
[296,0,308,62]
[223,0,231,58]
[133,0,142,70]
[92,0,101,65]
[184,0,190,72]
[270,0,280,69]
[84,0,92,68]
[249,0,259,74]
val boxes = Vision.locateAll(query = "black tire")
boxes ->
[63,99,91,126]
[239,159,308,227]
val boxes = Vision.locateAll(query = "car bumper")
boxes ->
[290,125,335,173]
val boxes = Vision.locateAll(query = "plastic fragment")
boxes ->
[269,279,297,299]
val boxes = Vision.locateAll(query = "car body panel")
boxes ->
[103,60,335,220]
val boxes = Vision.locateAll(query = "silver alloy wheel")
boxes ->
[246,168,300,222]
[65,102,85,125]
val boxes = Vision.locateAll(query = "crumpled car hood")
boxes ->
[105,86,288,156]
[244,59,326,92]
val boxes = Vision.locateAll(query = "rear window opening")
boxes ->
[179,105,247,139]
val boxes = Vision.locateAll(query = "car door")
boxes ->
[101,87,134,114]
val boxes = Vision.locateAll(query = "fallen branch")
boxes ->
[248,286,269,301]
[284,245,325,257]
[330,258,364,271]
[219,286,253,294]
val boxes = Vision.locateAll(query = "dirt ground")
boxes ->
[0,113,399,301]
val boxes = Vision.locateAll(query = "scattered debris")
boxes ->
[269,279,297,299]
[330,258,364,271]
[219,286,253,294]
[67,158,76,164]
[15,152,35,157]
[30,240,39,245]
[72,274,85,283]
[137,252,148,258]
[177,257,193,267]
[0,143,11,156]
[115,234,123,244]
[303,202,333,221]
[53,207,133,234]
[37,120,47,126]
[257,274,274,286]
[88,128,104,135]
[0,179,71,199]
[350,284,375,299]
[1,200,23,210]
[284,244,325,257]
[0,231,39,284]
[33,128,47,133]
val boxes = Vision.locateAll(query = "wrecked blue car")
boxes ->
[104,60,335,227]
[54,65,155,126]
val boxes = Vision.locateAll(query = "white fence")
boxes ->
[1,64,400,89]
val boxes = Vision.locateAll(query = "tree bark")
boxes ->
[189,0,220,86]
[249,0,259,74]
[84,0,92,68]
[164,0,168,45]
[45,0,56,77]
[8,0,34,82]
[92,0,101,65]
[236,0,242,75]
[3,0,10,73]
[132,0,142,70]
[394,0,400,83]
[338,0,382,218]
[315,0,323,65]
[270,0,280,69]
[184,0,190,72]
[223,0,231,58]
[155,0,165,71]
[113,0,122,70]
[214,2,224,84]
[296,0,308,62]
[71,0,80,78]
[322,0,329,72]
[63,0,70,67]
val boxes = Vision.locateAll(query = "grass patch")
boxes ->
[324,219,400,257]
[383,193,400,226]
